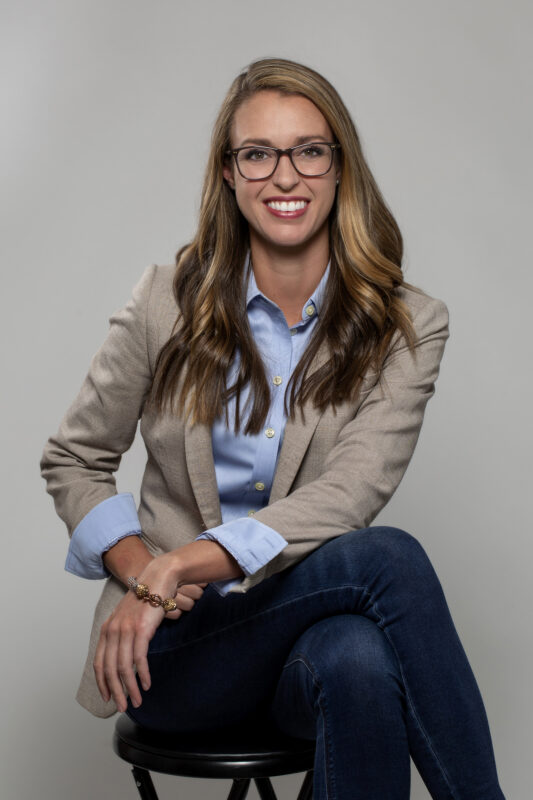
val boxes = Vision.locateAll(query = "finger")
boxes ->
[165,608,183,621]
[103,624,128,712]
[117,626,142,708]
[93,626,111,703]
[133,629,152,693]
[178,583,205,600]
[174,593,196,612]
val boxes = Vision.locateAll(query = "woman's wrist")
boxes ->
[135,550,185,598]
[127,577,179,613]
[169,539,244,586]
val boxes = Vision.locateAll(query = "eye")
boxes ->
[298,144,328,159]
[241,147,273,162]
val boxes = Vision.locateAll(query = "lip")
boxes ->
[263,196,311,219]
[264,196,310,202]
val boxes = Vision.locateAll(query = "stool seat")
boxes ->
[113,714,315,800]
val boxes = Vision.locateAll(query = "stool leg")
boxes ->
[226,777,251,800]
[254,777,277,800]
[296,770,314,800]
[131,766,159,800]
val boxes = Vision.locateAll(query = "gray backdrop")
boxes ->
[2,1,531,797]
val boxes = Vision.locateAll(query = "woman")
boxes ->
[41,58,505,799]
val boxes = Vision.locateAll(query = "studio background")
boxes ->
[2,1,530,797]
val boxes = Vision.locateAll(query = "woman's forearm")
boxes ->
[103,536,245,589]
[171,539,245,586]
[102,535,154,586]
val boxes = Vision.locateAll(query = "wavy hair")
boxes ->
[148,57,415,432]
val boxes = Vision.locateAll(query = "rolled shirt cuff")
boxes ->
[196,516,288,597]
[65,492,142,579]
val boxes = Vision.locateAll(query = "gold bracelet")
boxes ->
[127,577,177,613]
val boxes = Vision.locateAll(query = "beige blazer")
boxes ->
[40,263,449,717]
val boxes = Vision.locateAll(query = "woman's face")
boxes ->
[223,90,339,254]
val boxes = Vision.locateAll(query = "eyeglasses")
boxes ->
[226,141,341,181]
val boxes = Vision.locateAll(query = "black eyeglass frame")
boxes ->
[226,141,341,180]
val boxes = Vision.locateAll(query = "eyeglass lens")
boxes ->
[236,143,333,179]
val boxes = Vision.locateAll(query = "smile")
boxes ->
[266,200,308,211]
[264,199,310,219]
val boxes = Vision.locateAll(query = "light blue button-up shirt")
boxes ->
[65,259,329,596]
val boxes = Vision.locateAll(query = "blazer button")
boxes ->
[247,510,256,516]
[265,427,275,438]
[254,482,265,491]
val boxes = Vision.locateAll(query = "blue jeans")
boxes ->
[127,527,505,799]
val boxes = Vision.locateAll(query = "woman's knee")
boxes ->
[371,525,432,562]
[284,614,402,694]
[271,614,408,743]
[333,525,437,583]
[271,614,404,738]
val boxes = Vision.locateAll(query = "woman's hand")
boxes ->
[165,581,207,620]
[93,552,207,711]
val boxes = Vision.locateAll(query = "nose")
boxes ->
[272,152,300,190]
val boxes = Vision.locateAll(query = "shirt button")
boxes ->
[305,305,315,317]
[290,328,297,336]
[272,375,283,386]
[265,427,275,438]
[247,510,256,517]
[254,481,265,491]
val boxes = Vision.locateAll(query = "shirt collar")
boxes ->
[245,252,330,321]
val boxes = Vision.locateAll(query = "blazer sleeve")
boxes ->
[40,264,157,536]
[228,294,450,594]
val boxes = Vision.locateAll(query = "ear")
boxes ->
[223,160,235,190]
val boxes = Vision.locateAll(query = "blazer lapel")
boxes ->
[184,421,223,529]
[270,339,329,503]
[269,403,323,503]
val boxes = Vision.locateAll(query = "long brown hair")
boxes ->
[148,57,415,433]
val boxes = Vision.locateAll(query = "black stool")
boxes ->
[113,714,315,799]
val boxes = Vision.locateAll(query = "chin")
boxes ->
[265,235,312,251]
[262,224,315,247]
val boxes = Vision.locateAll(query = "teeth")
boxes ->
[267,200,307,211]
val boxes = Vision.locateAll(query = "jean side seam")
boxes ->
[284,596,457,799]
[370,596,458,800]
[283,655,336,800]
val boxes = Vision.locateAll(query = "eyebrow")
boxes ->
[237,135,330,147]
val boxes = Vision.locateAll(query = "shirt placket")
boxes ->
[244,300,293,518]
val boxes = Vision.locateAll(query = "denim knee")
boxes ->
[292,614,401,691]
[270,614,404,739]
[358,525,427,558]
[331,526,438,585]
